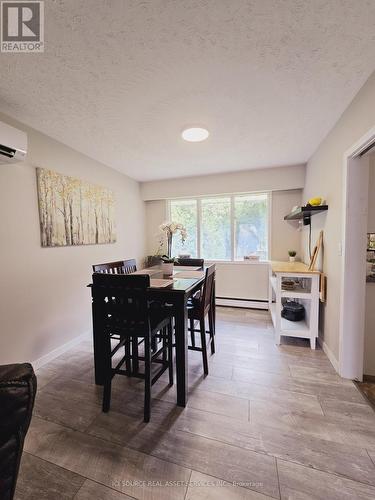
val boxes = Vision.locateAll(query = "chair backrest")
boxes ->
[92,259,137,275]
[122,259,137,274]
[92,273,150,336]
[200,264,216,313]
[176,258,204,268]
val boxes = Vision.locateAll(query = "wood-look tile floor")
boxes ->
[17,307,375,500]
[356,380,375,409]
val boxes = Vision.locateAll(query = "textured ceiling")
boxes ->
[0,0,375,181]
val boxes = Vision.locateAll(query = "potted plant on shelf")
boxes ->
[288,250,297,262]
[158,221,187,274]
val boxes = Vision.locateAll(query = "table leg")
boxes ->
[174,296,188,406]
[212,279,216,336]
[92,297,104,385]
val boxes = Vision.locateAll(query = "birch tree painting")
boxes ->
[36,168,116,247]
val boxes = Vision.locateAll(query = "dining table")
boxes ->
[89,265,213,407]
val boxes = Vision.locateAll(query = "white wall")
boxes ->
[271,190,302,261]
[365,153,375,376]
[145,200,167,255]
[141,164,305,200]
[214,262,270,302]
[0,112,145,366]
[302,70,375,365]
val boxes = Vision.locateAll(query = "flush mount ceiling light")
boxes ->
[181,127,209,142]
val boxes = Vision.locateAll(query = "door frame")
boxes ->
[339,126,375,379]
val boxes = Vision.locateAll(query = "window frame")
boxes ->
[168,191,271,263]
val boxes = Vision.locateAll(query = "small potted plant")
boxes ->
[288,250,297,262]
[160,255,178,275]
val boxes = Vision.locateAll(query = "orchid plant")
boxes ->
[158,221,187,261]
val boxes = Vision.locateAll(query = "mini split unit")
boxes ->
[0,120,27,164]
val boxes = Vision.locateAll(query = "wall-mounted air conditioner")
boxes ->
[0,121,27,164]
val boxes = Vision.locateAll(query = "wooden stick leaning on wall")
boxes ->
[320,273,327,303]
[308,230,323,271]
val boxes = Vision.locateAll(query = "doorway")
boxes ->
[339,127,375,381]
[355,151,375,406]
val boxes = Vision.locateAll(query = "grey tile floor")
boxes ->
[16,308,375,499]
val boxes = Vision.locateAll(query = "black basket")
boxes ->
[281,301,305,322]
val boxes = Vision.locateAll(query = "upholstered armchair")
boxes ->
[0,363,37,500]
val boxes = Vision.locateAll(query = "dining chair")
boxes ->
[92,259,139,366]
[122,259,137,274]
[176,258,204,267]
[177,258,205,305]
[91,273,173,422]
[187,264,216,374]
[92,259,137,274]
[92,260,139,364]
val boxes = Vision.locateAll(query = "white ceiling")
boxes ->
[0,0,374,181]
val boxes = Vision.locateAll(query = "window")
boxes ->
[201,197,231,260]
[234,193,268,260]
[170,199,198,257]
[168,193,269,261]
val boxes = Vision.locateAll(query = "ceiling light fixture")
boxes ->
[181,127,209,142]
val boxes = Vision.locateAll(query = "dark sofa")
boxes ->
[0,364,37,500]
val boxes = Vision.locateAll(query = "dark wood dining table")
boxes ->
[89,266,209,407]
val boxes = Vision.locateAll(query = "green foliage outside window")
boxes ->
[169,193,268,260]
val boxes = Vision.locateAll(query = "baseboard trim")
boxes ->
[32,331,90,370]
[317,337,339,373]
[216,297,268,310]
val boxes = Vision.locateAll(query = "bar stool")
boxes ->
[187,264,216,374]
[92,273,173,422]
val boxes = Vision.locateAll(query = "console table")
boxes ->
[268,261,321,349]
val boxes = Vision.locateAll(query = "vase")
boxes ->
[289,256,296,262]
[161,262,174,275]
[167,233,172,259]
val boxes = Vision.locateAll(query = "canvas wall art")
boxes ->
[36,168,116,247]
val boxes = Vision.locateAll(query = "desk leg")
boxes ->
[92,298,104,386]
[174,296,188,407]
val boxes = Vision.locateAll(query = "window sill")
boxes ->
[205,260,270,266]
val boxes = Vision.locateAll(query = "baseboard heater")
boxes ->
[216,296,269,310]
